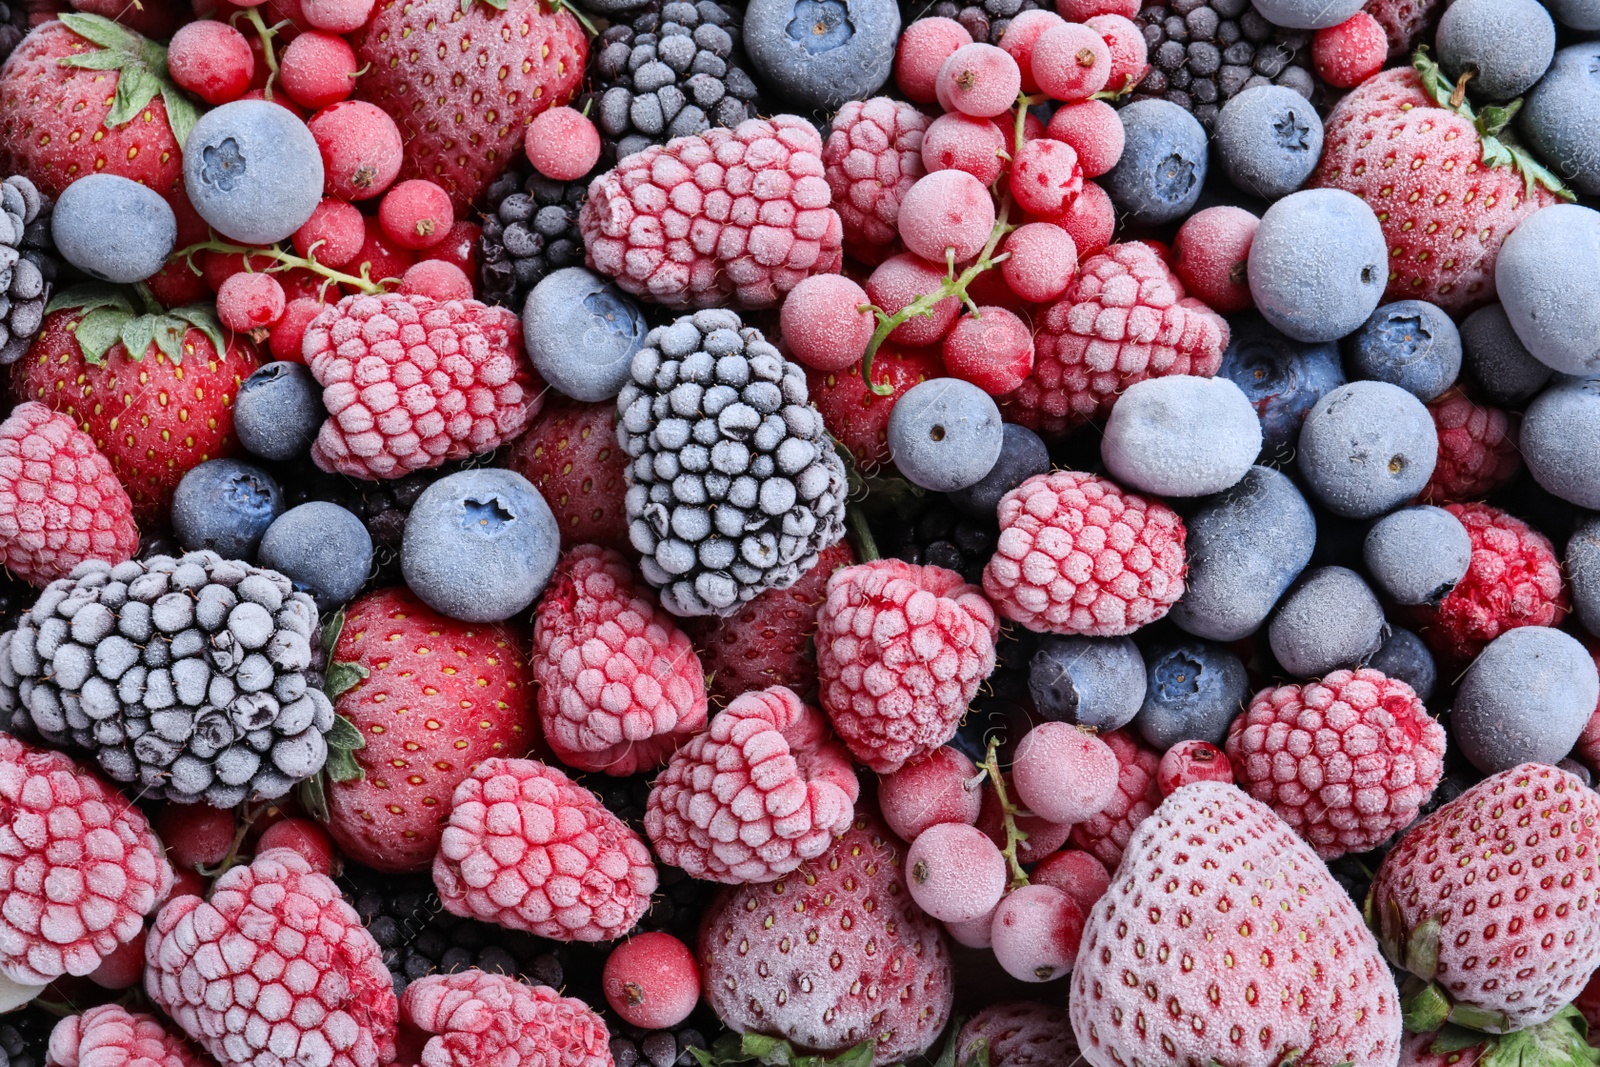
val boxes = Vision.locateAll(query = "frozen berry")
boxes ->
[255,817,334,874]
[780,274,874,372]
[943,306,1034,395]
[1056,179,1114,256]
[937,43,1023,118]
[899,169,996,263]
[87,931,148,990]
[1010,137,1083,218]
[155,804,236,872]
[602,932,701,1030]
[1032,22,1112,102]
[1215,86,1325,202]
[1013,722,1119,825]
[999,9,1065,93]
[1045,99,1124,178]
[302,0,375,32]
[308,100,403,200]
[1173,206,1258,314]
[280,30,359,110]
[879,746,983,842]
[948,422,1051,517]
[1085,12,1146,94]
[1058,0,1137,17]
[867,252,960,346]
[216,271,287,333]
[1000,221,1077,303]
[887,377,1005,492]
[167,21,253,105]
[1313,12,1387,88]
[1028,635,1146,728]
[399,260,473,301]
[896,17,974,104]
[270,297,325,362]
[1031,849,1110,914]
[1156,740,1235,796]
[922,112,1006,185]
[293,197,365,268]
[990,884,1085,983]
[525,106,601,182]
[907,822,1008,923]
[379,179,454,250]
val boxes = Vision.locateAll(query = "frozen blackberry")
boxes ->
[608,1020,717,1067]
[1131,0,1316,130]
[616,309,849,617]
[0,175,59,365]
[0,552,336,807]
[583,0,764,163]
[341,864,567,997]
[0,1003,49,1067]
[881,497,998,586]
[476,166,588,310]
[907,0,1047,46]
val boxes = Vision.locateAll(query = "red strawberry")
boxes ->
[320,586,539,873]
[352,0,586,210]
[1371,763,1600,1035]
[11,286,258,524]
[1311,54,1567,316]
[687,538,857,705]
[699,813,954,1065]
[807,345,940,471]
[501,394,631,554]
[1070,781,1404,1067]
[0,13,198,205]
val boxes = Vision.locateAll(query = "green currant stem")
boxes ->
[175,235,392,296]
[846,505,880,562]
[982,736,1031,891]
[199,802,265,879]
[233,7,286,99]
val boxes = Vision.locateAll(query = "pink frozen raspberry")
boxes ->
[0,402,139,588]
[145,848,397,1067]
[432,758,657,940]
[823,97,930,262]
[816,560,999,774]
[47,1005,212,1067]
[644,685,859,884]
[957,1002,1079,1067]
[0,734,172,987]
[1001,242,1230,436]
[304,293,542,480]
[1418,388,1522,505]
[982,471,1187,637]
[532,544,708,776]
[399,969,611,1067]
[581,115,845,309]
[1068,729,1162,870]
[1226,669,1447,859]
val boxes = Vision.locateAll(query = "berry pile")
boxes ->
[0,1,1599,1065]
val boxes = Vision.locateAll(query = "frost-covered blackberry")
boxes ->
[616,309,848,617]
[0,175,57,365]
[0,552,335,808]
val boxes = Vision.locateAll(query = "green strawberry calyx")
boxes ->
[54,12,200,147]
[689,1033,878,1067]
[44,283,224,367]
[1411,1006,1600,1067]
[1411,48,1575,203]
[297,607,369,820]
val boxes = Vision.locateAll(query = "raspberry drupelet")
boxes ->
[399,969,612,1067]
[983,470,1187,637]
[1418,388,1523,505]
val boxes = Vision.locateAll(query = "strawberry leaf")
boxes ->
[56,11,145,52]
[106,64,163,128]
[172,304,226,356]
[1430,1024,1494,1054]
[1479,1006,1600,1067]
[1404,917,1442,981]
[74,306,135,365]
[57,49,132,71]
[118,316,158,368]
[161,88,202,156]
[1402,982,1452,1034]
[960,1038,991,1067]
[324,714,366,784]
[1449,1003,1513,1034]
[325,662,370,702]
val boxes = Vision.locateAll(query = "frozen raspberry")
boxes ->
[999,9,1065,94]
[1156,739,1235,796]
[1314,12,1387,88]
[944,307,1035,395]
[47,1005,212,1067]
[1031,849,1110,914]
[1044,100,1123,179]
[1172,205,1258,315]
[906,821,1007,923]
[1418,389,1522,505]
[898,169,997,264]
[808,344,941,469]
[688,539,856,704]
[1226,669,1446,860]
[433,758,657,940]
[895,17,973,103]
[823,97,930,262]
[1055,179,1115,259]
[0,403,138,588]
[879,746,983,842]
[1411,503,1569,667]
[957,1001,1078,1066]
[378,179,453,251]
[581,115,845,310]
[1001,242,1229,436]
[865,253,961,347]
[146,848,398,1067]
[816,560,999,774]
[0,735,172,986]
[400,969,610,1067]
[1068,729,1162,870]
[936,43,1023,118]
[983,470,1187,637]
[644,685,859,884]
[922,112,1007,186]
[303,293,542,480]
[1000,222,1077,304]
[532,544,708,776]
[1084,13,1147,95]
[307,100,404,201]
[1032,22,1112,102]
[524,105,601,183]
[780,273,874,373]
[601,932,700,1030]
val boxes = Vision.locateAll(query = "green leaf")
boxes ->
[1448,1003,1513,1034]
[1481,1006,1600,1067]
[825,1041,875,1067]
[961,1039,992,1067]
[321,606,348,658]
[118,316,158,367]
[57,10,145,52]
[45,283,134,318]
[106,65,163,129]
[57,49,134,71]
[160,82,201,148]
[1431,1024,1494,1055]
[153,316,189,362]
[1403,983,1452,1034]
[75,306,135,364]
[297,772,329,822]
[325,661,370,702]
[324,745,363,783]
[172,304,226,355]
[1404,917,1442,982]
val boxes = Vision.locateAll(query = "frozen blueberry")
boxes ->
[1248,189,1388,344]
[234,362,324,462]
[1452,626,1599,773]
[1367,627,1436,702]
[1438,0,1555,102]
[1104,100,1208,226]
[1460,303,1552,406]
[1217,312,1345,464]
[1542,0,1600,30]
[1496,203,1600,376]
[402,469,560,622]
[1567,516,1600,637]
[1297,381,1438,519]
[522,267,647,402]
[948,422,1049,518]
[1268,566,1387,678]
[1343,300,1462,402]
[1214,86,1323,202]
[171,459,285,560]
[1028,635,1145,731]
[257,502,373,611]
[1132,639,1248,750]
[1521,43,1600,198]
[1249,0,1365,29]
[887,378,1005,493]
[183,100,324,245]
[1170,465,1316,641]
[1520,375,1600,509]
[51,174,176,284]
[1363,506,1472,606]
[742,0,898,110]
[1101,375,1261,497]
